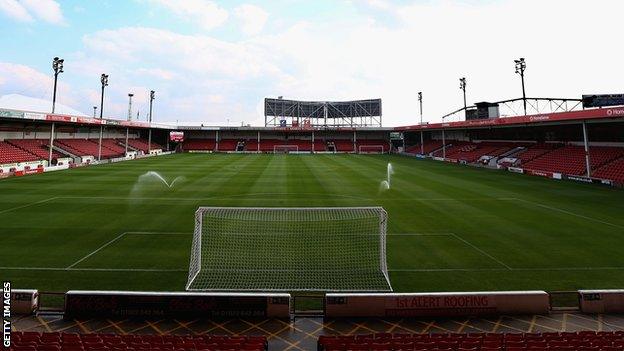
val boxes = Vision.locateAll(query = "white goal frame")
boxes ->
[273,145,299,153]
[186,206,392,292]
[358,145,385,154]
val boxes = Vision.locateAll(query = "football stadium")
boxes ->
[2,2,624,351]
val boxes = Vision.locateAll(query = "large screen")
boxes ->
[170,131,184,142]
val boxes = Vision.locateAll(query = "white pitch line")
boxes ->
[389,267,624,272]
[387,233,455,236]
[0,267,186,272]
[450,233,512,270]
[65,231,192,269]
[125,231,191,235]
[0,197,59,215]
[66,232,128,269]
[514,198,624,229]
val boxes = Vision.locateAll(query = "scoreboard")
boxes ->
[169,131,184,142]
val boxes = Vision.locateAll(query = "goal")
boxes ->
[186,207,392,292]
[358,145,385,154]
[273,145,299,153]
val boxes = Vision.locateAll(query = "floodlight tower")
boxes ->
[99,74,109,119]
[51,57,64,113]
[514,58,527,115]
[148,90,155,154]
[97,73,109,161]
[49,57,64,166]
[459,77,467,119]
[125,93,134,155]
[418,92,424,155]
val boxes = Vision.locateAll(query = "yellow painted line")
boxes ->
[491,317,502,333]
[420,321,435,334]
[503,315,560,332]
[145,320,165,336]
[482,318,525,333]
[163,319,198,334]
[199,320,237,335]
[598,315,603,332]
[127,319,164,334]
[455,319,470,333]
[353,322,379,334]
[74,319,91,334]
[102,319,128,334]
[37,316,53,333]
[541,314,596,332]
[528,315,536,333]
[453,319,488,333]
[572,313,624,330]
[380,319,421,334]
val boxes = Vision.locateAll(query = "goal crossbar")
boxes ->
[186,207,392,292]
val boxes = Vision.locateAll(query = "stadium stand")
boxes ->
[318,331,624,351]
[513,143,562,164]
[11,331,268,351]
[257,139,281,152]
[123,138,162,153]
[100,139,126,156]
[405,140,444,155]
[6,139,65,161]
[523,145,624,176]
[218,139,239,151]
[594,157,624,183]
[441,141,516,163]
[0,141,40,163]
[55,139,121,158]
[333,139,354,152]
[182,139,216,151]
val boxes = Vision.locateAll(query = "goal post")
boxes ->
[186,207,392,292]
[273,145,299,153]
[358,145,385,154]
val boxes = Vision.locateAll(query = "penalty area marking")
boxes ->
[389,232,511,270]
[65,231,191,269]
[0,197,59,215]
[513,198,624,230]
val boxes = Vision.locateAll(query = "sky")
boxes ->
[0,0,623,127]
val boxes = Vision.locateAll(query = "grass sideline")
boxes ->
[1,153,624,293]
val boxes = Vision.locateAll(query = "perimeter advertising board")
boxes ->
[325,291,549,318]
[64,291,290,319]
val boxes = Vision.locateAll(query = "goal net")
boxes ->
[358,145,385,154]
[186,207,392,292]
[273,145,299,153]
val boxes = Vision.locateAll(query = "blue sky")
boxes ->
[1,0,623,126]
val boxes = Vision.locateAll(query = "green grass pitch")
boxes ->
[1,153,624,293]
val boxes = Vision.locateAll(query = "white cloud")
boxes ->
[5,0,624,127]
[0,0,64,25]
[21,0,65,25]
[0,62,77,108]
[234,4,269,36]
[149,0,228,31]
[0,0,34,22]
